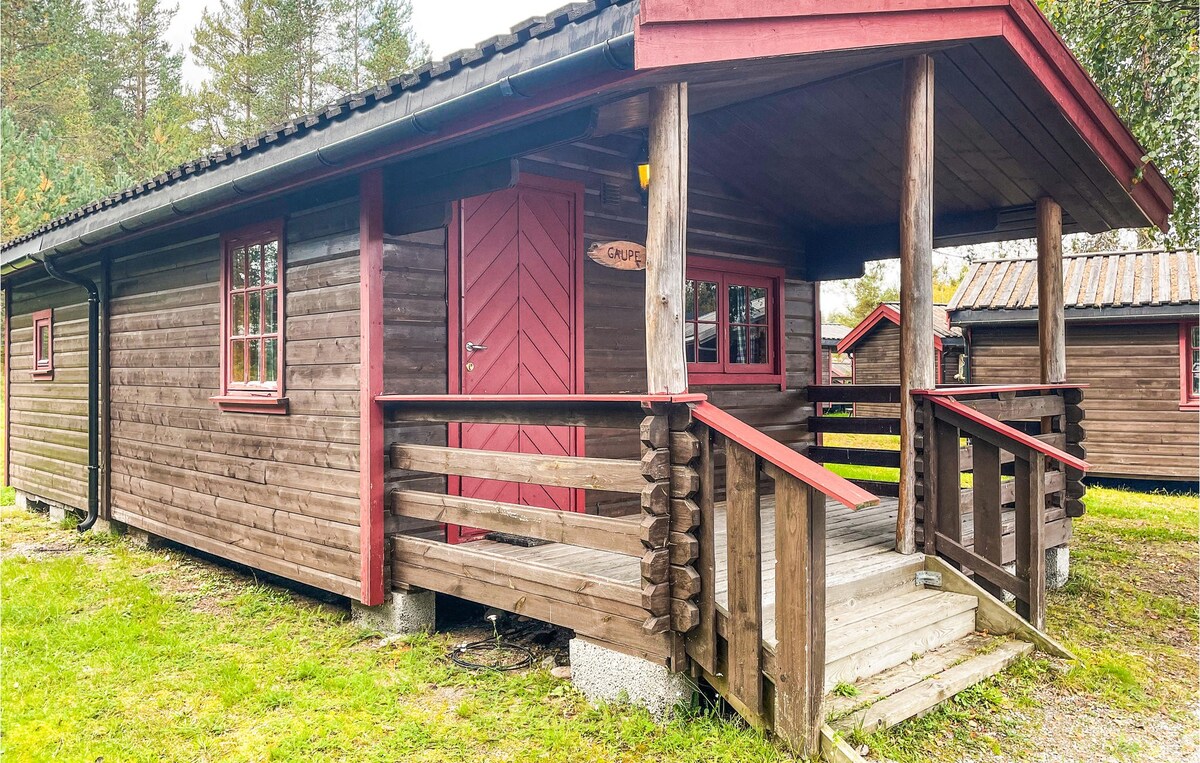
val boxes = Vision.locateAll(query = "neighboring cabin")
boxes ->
[950,250,1199,485]
[836,303,965,417]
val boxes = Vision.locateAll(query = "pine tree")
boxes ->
[190,0,277,142]
[362,0,427,85]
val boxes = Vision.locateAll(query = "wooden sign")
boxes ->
[587,240,646,270]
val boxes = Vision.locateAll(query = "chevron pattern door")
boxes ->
[454,179,580,542]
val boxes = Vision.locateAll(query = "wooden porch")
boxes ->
[378,387,1083,755]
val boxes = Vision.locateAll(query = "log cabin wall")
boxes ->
[103,196,364,598]
[851,322,903,419]
[967,322,1199,482]
[6,266,102,510]
[520,135,817,516]
[382,228,449,536]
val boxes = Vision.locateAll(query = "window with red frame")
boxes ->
[32,309,53,380]
[683,264,782,384]
[215,222,287,412]
[1185,322,1199,407]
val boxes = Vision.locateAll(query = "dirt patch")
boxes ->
[3,541,77,560]
[1003,686,1197,763]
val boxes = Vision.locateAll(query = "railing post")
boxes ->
[770,469,826,758]
[934,415,962,557]
[1063,387,1087,517]
[725,439,764,725]
[971,438,1004,600]
[668,404,701,635]
[640,405,673,636]
[686,420,718,674]
[1015,453,1047,629]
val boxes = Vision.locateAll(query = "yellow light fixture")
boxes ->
[634,137,650,204]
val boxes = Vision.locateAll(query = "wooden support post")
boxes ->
[770,468,826,757]
[645,82,689,394]
[1036,197,1066,385]
[1015,453,1047,629]
[934,417,962,554]
[897,54,936,555]
[358,168,387,606]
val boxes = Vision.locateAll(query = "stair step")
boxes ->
[831,638,1034,733]
[826,590,977,662]
[824,591,979,689]
[827,554,923,605]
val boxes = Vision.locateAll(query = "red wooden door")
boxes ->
[452,178,581,542]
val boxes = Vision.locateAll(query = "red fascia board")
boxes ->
[634,0,1172,231]
[835,303,930,354]
[916,392,1091,471]
[376,393,709,404]
[691,400,880,510]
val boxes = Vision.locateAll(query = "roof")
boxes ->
[1,0,638,263]
[949,249,1200,323]
[836,303,963,354]
[821,323,851,349]
[1,0,1174,277]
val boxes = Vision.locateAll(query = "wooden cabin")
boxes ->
[950,250,1199,486]
[0,0,1172,757]
[836,303,966,417]
[819,323,851,387]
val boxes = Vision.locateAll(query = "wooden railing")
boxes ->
[687,401,876,755]
[914,385,1089,629]
[379,393,877,757]
[807,384,902,496]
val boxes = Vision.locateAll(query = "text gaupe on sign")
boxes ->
[586,240,647,270]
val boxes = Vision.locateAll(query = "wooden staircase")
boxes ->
[822,555,1038,739]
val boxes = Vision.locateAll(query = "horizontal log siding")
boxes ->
[382,229,449,536]
[521,137,815,516]
[968,322,1199,481]
[106,197,363,597]
[851,321,902,419]
[7,268,101,510]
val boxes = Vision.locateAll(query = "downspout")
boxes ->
[39,256,100,532]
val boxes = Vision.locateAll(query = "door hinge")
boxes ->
[915,570,943,587]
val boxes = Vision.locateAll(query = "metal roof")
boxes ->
[948,250,1199,315]
[1,0,635,256]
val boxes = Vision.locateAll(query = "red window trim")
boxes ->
[213,220,288,414]
[1181,321,1199,411]
[31,308,53,380]
[686,256,786,387]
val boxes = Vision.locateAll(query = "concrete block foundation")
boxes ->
[351,589,436,635]
[568,638,695,719]
[1046,545,1070,590]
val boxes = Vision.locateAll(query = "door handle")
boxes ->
[465,341,488,352]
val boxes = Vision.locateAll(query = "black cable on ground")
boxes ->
[449,638,534,671]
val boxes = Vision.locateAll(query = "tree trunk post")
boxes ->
[1037,197,1066,384]
[645,82,689,395]
[897,55,936,555]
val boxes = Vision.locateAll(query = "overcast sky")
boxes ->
[168,0,559,87]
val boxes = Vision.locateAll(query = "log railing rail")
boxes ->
[914,385,1089,629]
[807,384,903,497]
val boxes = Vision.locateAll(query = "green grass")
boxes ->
[854,485,1199,762]
[0,508,794,763]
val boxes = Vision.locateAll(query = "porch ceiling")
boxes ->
[670,40,1157,279]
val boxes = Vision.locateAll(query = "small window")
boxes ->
[1184,322,1199,409]
[212,222,288,414]
[684,261,783,385]
[32,309,53,380]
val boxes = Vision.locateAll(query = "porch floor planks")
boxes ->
[392,496,913,644]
